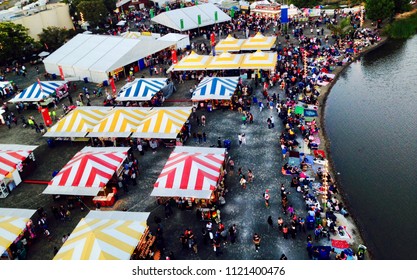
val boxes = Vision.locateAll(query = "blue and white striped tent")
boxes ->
[116,78,168,101]
[10,81,67,103]
[192,77,239,101]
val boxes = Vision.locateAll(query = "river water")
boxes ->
[324,35,417,260]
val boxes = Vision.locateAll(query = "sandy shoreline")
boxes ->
[315,35,388,259]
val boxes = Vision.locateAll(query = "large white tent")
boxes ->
[43,34,175,83]
[151,3,231,31]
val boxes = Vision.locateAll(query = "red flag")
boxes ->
[109,78,116,93]
[58,66,65,80]
[171,50,178,64]
[41,107,53,126]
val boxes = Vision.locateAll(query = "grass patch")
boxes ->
[384,12,417,39]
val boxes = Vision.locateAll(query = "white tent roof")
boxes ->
[44,34,175,79]
[158,33,189,42]
[151,3,231,31]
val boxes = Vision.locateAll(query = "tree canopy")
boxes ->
[77,1,108,26]
[365,0,395,21]
[0,22,36,65]
[38,27,72,52]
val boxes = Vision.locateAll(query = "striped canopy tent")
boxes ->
[9,81,67,103]
[0,81,11,90]
[240,50,277,70]
[54,211,150,260]
[43,147,130,196]
[0,144,38,182]
[0,208,36,255]
[192,77,239,101]
[241,32,276,51]
[171,51,212,71]
[152,146,226,199]
[214,34,245,52]
[116,78,168,102]
[87,108,151,138]
[205,52,244,70]
[44,107,113,137]
[131,107,192,139]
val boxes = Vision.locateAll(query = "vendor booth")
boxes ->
[205,53,244,70]
[9,81,68,106]
[240,50,277,70]
[192,77,239,110]
[151,146,227,211]
[131,107,192,139]
[54,211,152,260]
[214,35,245,53]
[0,145,38,198]
[116,78,168,102]
[0,208,37,260]
[87,108,151,138]
[241,32,277,51]
[42,147,130,207]
[44,106,113,138]
[170,51,212,72]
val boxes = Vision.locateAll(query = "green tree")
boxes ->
[327,17,354,38]
[365,0,395,21]
[38,27,71,52]
[0,22,36,65]
[77,0,108,26]
[393,0,412,13]
[290,0,321,8]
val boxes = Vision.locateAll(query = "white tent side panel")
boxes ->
[43,34,92,76]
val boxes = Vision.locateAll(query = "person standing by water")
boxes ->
[253,233,261,252]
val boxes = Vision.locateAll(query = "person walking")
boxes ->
[241,133,246,145]
[240,176,247,189]
[270,116,275,128]
[252,233,261,252]
[259,101,264,112]
[277,217,284,232]
[229,224,237,244]
[247,169,254,182]
[267,216,273,228]
[282,224,289,239]
[264,189,270,208]
[201,115,206,126]
[238,133,242,146]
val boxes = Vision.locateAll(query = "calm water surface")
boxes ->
[325,35,417,260]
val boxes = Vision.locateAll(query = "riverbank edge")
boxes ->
[315,35,388,260]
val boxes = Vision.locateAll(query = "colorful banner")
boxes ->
[41,107,53,126]
[210,33,216,46]
[109,78,116,93]
[58,65,65,80]
[281,5,289,24]
[171,50,178,64]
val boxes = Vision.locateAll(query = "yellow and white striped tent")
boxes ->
[54,211,150,260]
[240,50,277,70]
[44,107,113,137]
[206,52,244,70]
[0,208,36,255]
[241,32,276,51]
[132,107,192,139]
[88,108,151,138]
[171,51,212,71]
[214,34,245,52]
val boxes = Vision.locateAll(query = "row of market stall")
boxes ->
[1,143,227,260]
[215,33,276,52]
[169,49,277,72]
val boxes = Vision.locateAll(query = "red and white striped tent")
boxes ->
[152,146,226,199]
[0,144,38,183]
[43,147,130,196]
